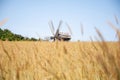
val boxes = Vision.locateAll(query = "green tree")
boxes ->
[0,28,39,41]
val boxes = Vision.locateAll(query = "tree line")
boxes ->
[0,28,40,41]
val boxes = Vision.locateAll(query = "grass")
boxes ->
[0,17,120,80]
[0,41,120,80]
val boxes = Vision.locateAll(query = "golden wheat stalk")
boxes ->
[0,18,8,27]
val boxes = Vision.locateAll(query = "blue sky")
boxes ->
[0,0,120,41]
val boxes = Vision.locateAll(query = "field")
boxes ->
[0,41,120,80]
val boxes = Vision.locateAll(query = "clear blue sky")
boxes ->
[0,0,120,41]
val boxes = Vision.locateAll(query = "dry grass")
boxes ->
[0,17,120,80]
[0,41,120,80]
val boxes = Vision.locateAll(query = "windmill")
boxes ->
[48,20,72,41]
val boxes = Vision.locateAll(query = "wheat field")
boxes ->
[0,41,120,80]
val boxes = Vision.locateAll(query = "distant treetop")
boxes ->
[0,28,40,41]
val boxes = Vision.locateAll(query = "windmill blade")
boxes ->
[50,21,55,32]
[57,20,63,31]
[48,20,55,35]
[80,23,84,36]
[66,23,72,35]
[0,18,8,27]
[55,20,63,37]
[114,15,119,25]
